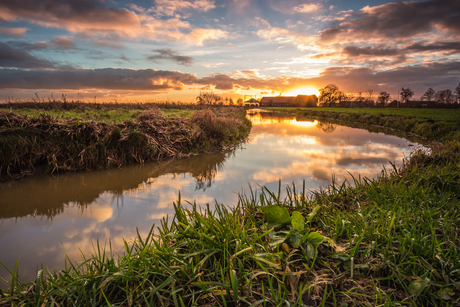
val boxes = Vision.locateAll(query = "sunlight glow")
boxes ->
[291,119,318,127]
[283,86,320,97]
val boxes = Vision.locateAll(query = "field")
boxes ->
[1,107,459,306]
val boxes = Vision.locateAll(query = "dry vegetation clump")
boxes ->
[0,107,250,180]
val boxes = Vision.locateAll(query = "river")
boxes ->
[0,110,424,288]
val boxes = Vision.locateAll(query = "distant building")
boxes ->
[260,95,317,107]
[244,98,260,106]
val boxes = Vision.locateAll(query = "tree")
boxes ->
[318,84,342,107]
[377,91,391,106]
[421,88,436,101]
[436,89,455,104]
[236,98,243,106]
[365,89,375,106]
[400,87,414,103]
[196,91,222,105]
[455,82,460,104]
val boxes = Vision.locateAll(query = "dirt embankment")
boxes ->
[0,107,251,180]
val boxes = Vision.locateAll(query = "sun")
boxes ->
[284,86,319,97]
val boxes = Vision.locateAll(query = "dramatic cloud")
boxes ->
[406,42,460,54]
[147,48,194,66]
[0,42,56,68]
[342,46,400,57]
[0,68,197,90]
[320,0,460,42]
[0,27,28,37]
[0,0,226,46]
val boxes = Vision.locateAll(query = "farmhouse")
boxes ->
[259,95,317,107]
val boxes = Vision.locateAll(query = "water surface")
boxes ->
[0,110,422,287]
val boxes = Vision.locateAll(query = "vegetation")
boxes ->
[0,104,250,180]
[315,82,460,107]
[1,106,459,306]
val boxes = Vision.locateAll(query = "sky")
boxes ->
[0,0,459,102]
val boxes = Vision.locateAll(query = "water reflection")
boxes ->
[0,153,227,220]
[0,110,423,288]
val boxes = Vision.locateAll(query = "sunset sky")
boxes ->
[1,0,459,102]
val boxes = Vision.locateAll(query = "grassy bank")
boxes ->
[1,108,459,306]
[263,107,460,142]
[0,105,250,180]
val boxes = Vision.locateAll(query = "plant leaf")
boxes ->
[291,211,305,231]
[307,206,321,222]
[289,231,303,248]
[261,206,291,225]
[408,278,430,296]
[306,232,324,249]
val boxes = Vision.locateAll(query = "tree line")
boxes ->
[318,83,460,107]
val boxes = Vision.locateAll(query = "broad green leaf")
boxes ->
[306,232,324,249]
[291,211,305,231]
[261,206,291,225]
[268,230,287,247]
[307,206,321,222]
[305,241,316,260]
[289,231,303,248]
[408,278,430,296]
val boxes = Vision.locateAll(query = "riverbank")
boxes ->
[1,108,459,306]
[0,105,251,180]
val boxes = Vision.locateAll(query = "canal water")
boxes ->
[0,110,424,287]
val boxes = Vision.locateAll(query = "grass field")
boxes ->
[0,107,459,306]
[0,107,197,123]
[263,107,460,124]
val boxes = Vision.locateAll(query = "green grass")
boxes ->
[263,107,460,124]
[1,108,459,306]
[0,108,198,123]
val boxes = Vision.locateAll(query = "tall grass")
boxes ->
[0,107,251,180]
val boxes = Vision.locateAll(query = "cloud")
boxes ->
[293,4,322,13]
[152,0,215,17]
[0,0,226,46]
[0,68,197,90]
[147,48,194,66]
[0,27,28,37]
[342,45,400,57]
[50,36,76,50]
[268,0,322,15]
[406,41,460,54]
[319,0,460,42]
[0,42,56,68]
[1,58,459,99]
[8,41,50,51]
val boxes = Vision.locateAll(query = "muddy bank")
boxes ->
[0,107,251,180]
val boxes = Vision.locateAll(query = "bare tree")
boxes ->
[377,91,391,106]
[436,89,455,104]
[196,91,222,105]
[319,84,342,107]
[421,88,436,101]
[365,89,375,106]
[400,87,414,103]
